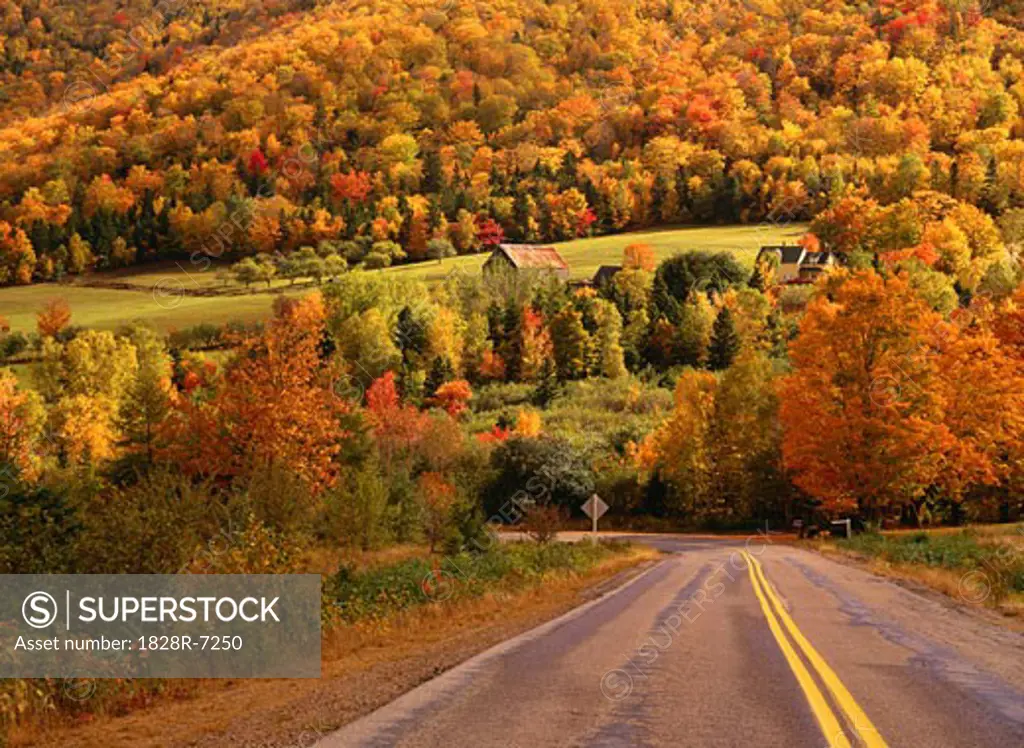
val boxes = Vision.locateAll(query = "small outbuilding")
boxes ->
[483,244,570,281]
[592,265,623,287]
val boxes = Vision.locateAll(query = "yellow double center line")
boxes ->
[741,551,888,748]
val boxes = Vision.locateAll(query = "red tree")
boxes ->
[476,217,505,248]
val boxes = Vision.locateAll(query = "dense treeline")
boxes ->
[0,0,320,125]
[2,0,1024,282]
[3,242,1023,581]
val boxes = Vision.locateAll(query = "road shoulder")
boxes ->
[25,549,660,748]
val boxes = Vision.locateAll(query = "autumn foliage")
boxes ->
[0,370,43,479]
[36,299,71,338]
[430,380,473,417]
[623,244,656,272]
[158,293,349,494]
[2,1,1024,283]
[780,271,1024,519]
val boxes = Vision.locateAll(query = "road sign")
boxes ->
[580,494,609,535]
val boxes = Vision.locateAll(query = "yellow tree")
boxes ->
[634,369,717,517]
[0,221,36,285]
[426,306,466,375]
[53,394,117,467]
[0,369,45,478]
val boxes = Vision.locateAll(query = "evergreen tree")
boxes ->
[512,191,532,242]
[486,301,505,345]
[424,356,455,397]
[423,150,444,194]
[618,307,648,371]
[651,273,682,324]
[558,151,578,190]
[748,262,767,292]
[531,358,562,406]
[396,194,412,250]
[427,197,444,235]
[764,308,788,360]
[119,327,172,466]
[651,174,670,223]
[501,301,524,381]
[395,306,427,362]
[675,166,691,221]
[594,300,628,378]
[708,306,741,370]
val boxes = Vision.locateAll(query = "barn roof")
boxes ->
[496,244,569,271]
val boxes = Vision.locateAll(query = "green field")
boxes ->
[0,285,308,335]
[383,223,806,284]
[0,224,805,334]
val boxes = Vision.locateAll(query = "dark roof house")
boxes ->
[592,265,622,286]
[757,245,805,265]
[483,244,570,280]
[755,244,836,284]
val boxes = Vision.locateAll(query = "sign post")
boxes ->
[580,494,609,539]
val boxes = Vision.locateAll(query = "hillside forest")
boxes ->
[1,0,1024,282]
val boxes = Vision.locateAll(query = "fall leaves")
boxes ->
[633,351,782,522]
[628,261,1024,524]
[159,293,350,495]
[3,0,1024,285]
[780,270,1024,518]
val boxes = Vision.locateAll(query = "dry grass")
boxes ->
[302,543,430,575]
[815,533,1024,627]
[16,546,659,747]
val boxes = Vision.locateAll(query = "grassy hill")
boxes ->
[0,223,805,335]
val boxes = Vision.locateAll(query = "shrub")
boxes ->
[168,323,223,350]
[484,436,594,517]
[362,252,391,269]
[236,464,316,536]
[338,240,366,263]
[0,331,28,360]
[523,502,568,543]
[471,382,534,411]
[837,530,1024,601]
[323,463,391,550]
[0,476,79,574]
[184,513,301,574]
[778,284,814,312]
[328,540,628,622]
[73,471,223,574]
[427,238,456,262]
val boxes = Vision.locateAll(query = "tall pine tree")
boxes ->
[708,306,741,371]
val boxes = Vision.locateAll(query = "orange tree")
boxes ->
[780,270,1024,522]
[158,292,349,495]
[36,299,72,338]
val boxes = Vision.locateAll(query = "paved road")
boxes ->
[319,537,1024,747]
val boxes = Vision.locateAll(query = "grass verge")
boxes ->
[9,541,658,747]
[815,525,1024,620]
